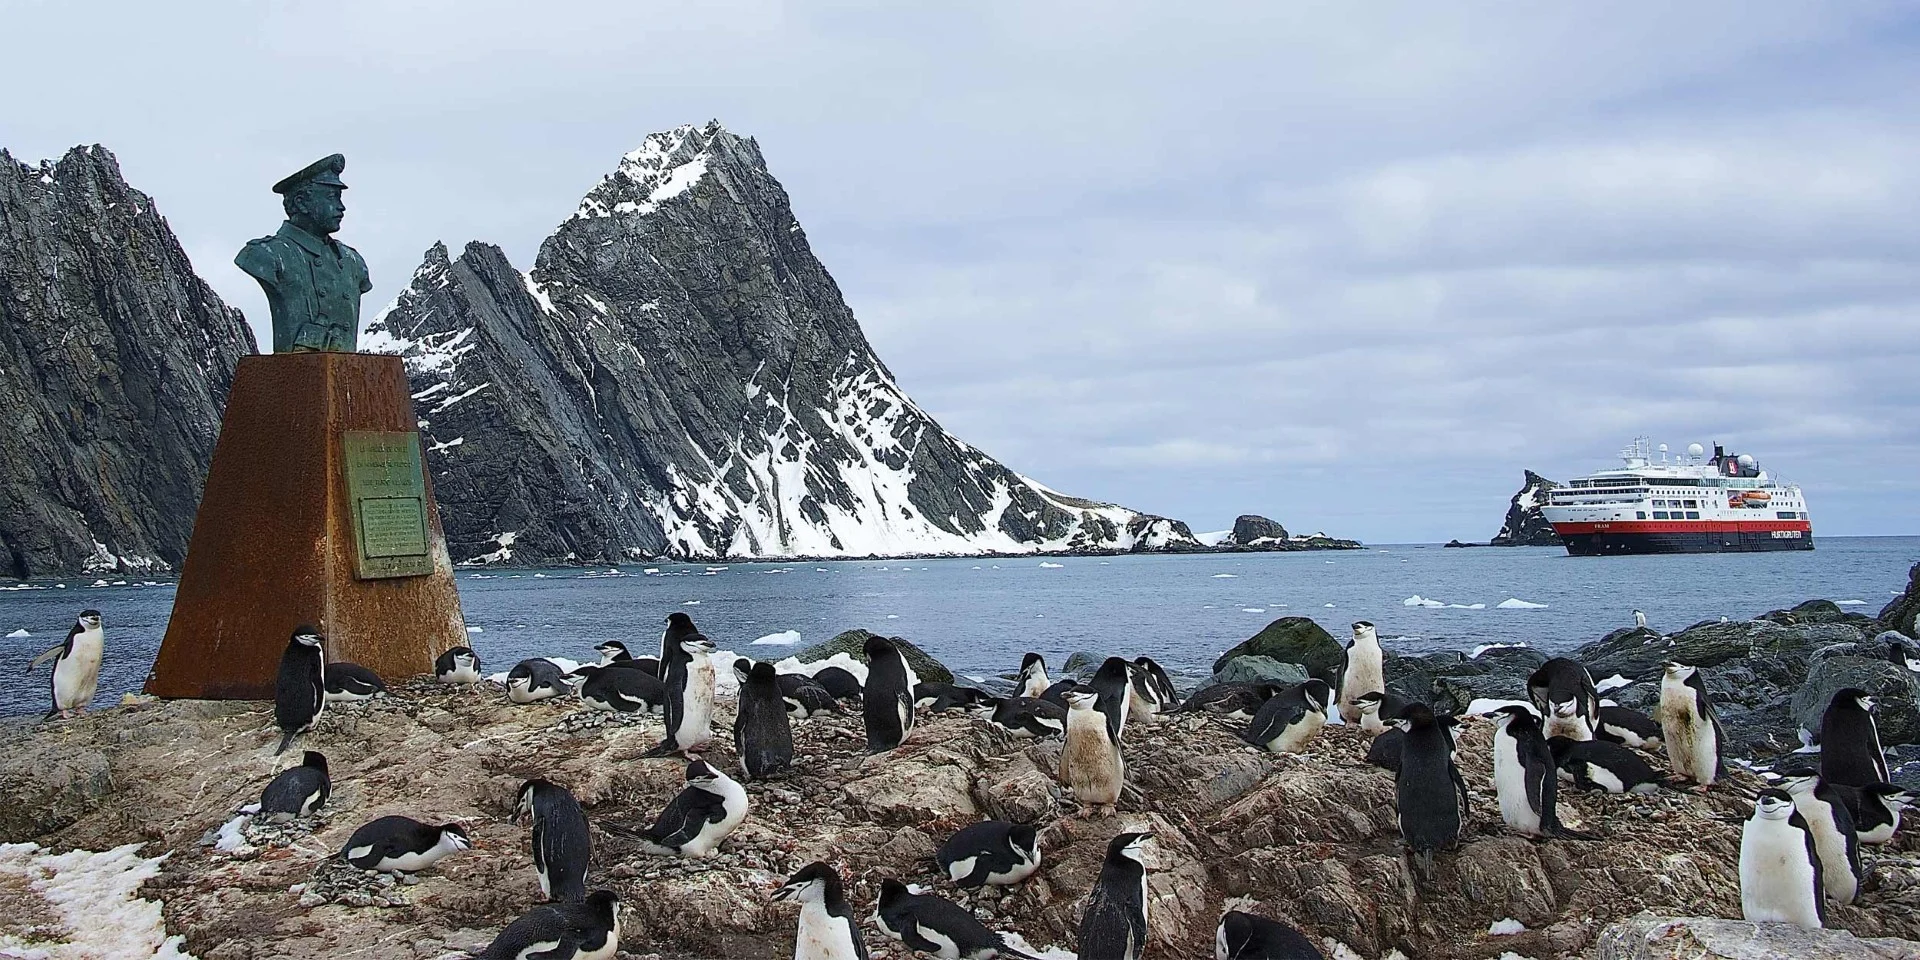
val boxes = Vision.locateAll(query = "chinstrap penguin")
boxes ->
[811,665,864,701]
[274,625,327,755]
[1594,702,1663,751]
[1527,657,1599,741]
[1739,788,1824,929]
[874,879,1041,959]
[476,889,620,960]
[1015,653,1050,699]
[736,661,795,780]
[1089,657,1134,743]
[1061,689,1125,817]
[1395,703,1469,879]
[1077,831,1152,960]
[322,661,387,703]
[780,672,842,718]
[1490,705,1589,838]
[658,611,702,677]
[593,640,634,665]
[1830,782,1912,845]
[1133,656,1180,709]
[647,628,717,756]
[29,609,104,719]
[1548,736,1662,795]
[636,758,748,858]
[862,634,918,753]
[574,662,665,714]
[918,681,994,714]
[340,815,471,874]
[937,820,1041,888]
[1337,620,1385,724]
[1170,681,1284,720]
[1352,689,1411,737]
[1779,767,1862,906]
[434,645,482,684]
[1656,662,1722,787]
[1819,687,1889,788]
[982,696,1066,739]
[517,778,591,902]
[1215,908,1325,959]
[773,861,869,960]
[1240,680,1330,755]
[259,750,330,816]
[1124,661,1171,724]
[507,658,573,704]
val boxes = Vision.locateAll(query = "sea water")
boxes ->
[0,537,1913,718]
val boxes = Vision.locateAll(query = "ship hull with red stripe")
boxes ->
[1552,520,1813,556]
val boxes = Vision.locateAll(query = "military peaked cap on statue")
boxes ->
[272,154,349,194]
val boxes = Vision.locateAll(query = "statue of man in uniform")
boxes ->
[235,154,371,353]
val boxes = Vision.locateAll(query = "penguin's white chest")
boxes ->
[795,903,863,960]
[1794,794,1858,904]
[679,655,716,746]
[1492,732,1542,834]
[988,842,1041,885]
[1740,818,1822,928]
[1270,710,1326,754]
[54,630,105,710]
[1543,712,1593,741]
[685,780,749,858]
[1339,643,1384,719]
[1658,682,1714,782]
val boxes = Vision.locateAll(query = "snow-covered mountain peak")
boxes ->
[573,120,732,221]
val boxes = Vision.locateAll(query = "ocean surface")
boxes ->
[2,537,1915,718]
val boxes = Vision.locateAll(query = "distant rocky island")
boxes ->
[0,133,1356,577]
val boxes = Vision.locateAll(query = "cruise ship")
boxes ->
[1541,439,1813,555]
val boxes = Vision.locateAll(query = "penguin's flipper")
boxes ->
[275,730,298,756]
[27,645,65,671]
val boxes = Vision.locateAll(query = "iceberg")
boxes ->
[1497,598,1548,609]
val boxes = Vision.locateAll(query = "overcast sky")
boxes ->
[9,1,1918,542]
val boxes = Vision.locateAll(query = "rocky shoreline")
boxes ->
[2,564,1917,958]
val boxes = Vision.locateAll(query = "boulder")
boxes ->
[1213,618,1344,684]
[791,629,954,683]
[1207,656,1310,687]
[1761,598,1881,630]
[1791,656,1920,745]
[0,725,113,842]
[1592,914,1920,959]
[1884,562,1920,638]
[1577,620,1813,683]
[1383,648,1541,713]
[1062,651,1103,675]
[1230,515,1287,545]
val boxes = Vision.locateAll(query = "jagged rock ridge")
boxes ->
[1489,469,1562,546]
[0,146,256,578]
[367,122,1202,563]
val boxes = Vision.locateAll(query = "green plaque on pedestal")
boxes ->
[342,430,432,578]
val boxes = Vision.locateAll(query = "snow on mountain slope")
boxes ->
[367,121,1198,563]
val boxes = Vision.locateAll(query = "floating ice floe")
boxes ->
[1241,608,1266,613]
[643,567,661,574]
[683,599,702,605]
[885,614,900,619]
[1497,598,1549,609]
[1471,642,1529,657]
[1038,561,1064,569]
[1836,599,1868,605]
[1403,595,1445,608]
[1595,674,1633,693]
[0,841,194,957]
[1211,573,1239,579]
[1323,603,1335,608]
[7,628,29,638]
[1488,918,1526,935]
[751,630,802,646]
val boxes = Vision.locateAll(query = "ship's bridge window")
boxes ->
[1683,499,1698,508]
[1777,511,1797,519]
[1686,511,1700,519]
[1637,511,1647,519]
[1652,511,1670,519]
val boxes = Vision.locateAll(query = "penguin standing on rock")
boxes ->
[1527,658,1599,741]
[1656,662,1722,787]
[773,861,868,960]
[29,609,104,719]
[1490,706,1589,839]
[1015,653,1050,699]
[1077,831,1153,960]
[434,645,481,684]
[341,815,471,875]
[1819,687,1890,787]
[1061,689,1125,817]
[274,626,327,755]
[516,778,591,903]
[736,662,795,780]
[862,635,918,753]
[636,759,748,858]
[1779,768,1862,906]
[1337,621,1385,723]
[476,889,621,960]
[323,662,387,703]
[1215,909,1325,960]
[937,821,1041,888]
[1395,704,1469,879]
[1740,789,1824,929]
[259,751,330,816]
[646,630,717,757]
[875,879,1042,959]
[1240,680,1330,755]
[658,611,702,677]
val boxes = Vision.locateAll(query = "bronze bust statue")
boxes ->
[235,154,371,353]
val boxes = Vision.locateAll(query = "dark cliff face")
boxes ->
[1489,470,1562,546]
[0,146,256,578]
[367,122,1196,563]
[1228,514,1289,546]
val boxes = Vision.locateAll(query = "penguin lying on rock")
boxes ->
[340,815,471,875]
[475,889,620,960]
[937,821,1041,888]
[978,697,1067,739]
[1548,736,1663,795]
[874,879,1042,959]
[323,662,387,703]
[435,646,482,684]
[1240,680,1331,755]
[259,751,330,817]
[1215,908,1325,960]
[634,759,748,858]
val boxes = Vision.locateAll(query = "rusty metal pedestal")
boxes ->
[148,353,465,699]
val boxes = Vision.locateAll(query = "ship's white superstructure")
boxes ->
[1542,439,1812,555]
